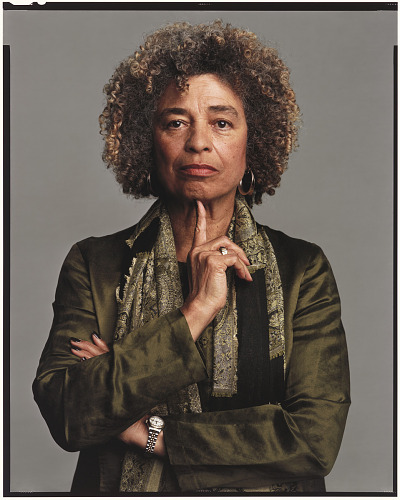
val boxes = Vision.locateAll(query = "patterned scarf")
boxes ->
[116,195,285,492]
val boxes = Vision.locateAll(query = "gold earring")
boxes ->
[238,169,255,196]
[147,172,158,197]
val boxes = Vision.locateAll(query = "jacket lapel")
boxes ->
[90,262,124,343]
[88,219,160,343]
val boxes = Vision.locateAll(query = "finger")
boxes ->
[206,252,252,282]
[92,332,110,352]
[224,254,252,282]
[70,339,107,356]
[208,238,250,266]
[71,347,92,359]
[192,200,207,248]
[231,256,253,282]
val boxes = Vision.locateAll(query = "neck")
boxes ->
[165,194,236,262]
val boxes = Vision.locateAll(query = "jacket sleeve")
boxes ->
[163,244,351,490]
[32,243,208,452]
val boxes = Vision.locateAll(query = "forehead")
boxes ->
[157,74,244,112]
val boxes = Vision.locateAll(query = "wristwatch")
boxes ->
[145,415,165,455]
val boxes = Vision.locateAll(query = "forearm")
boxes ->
[164,399,349,490]
[33,309,207,451]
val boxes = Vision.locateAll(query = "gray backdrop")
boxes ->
[4,7,396,493]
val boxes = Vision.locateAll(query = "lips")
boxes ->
[179,164,218,177]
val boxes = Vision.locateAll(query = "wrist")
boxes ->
[180,300,216,341]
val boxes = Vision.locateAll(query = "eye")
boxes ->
[216,120,231,129]
[167,120,183,129]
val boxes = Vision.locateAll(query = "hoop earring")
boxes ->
[238,169,255,196]
[147,172,158,197]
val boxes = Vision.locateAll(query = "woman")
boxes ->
[33,20,350,493]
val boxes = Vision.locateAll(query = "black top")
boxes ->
[178,262,283,412]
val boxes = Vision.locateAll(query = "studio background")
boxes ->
[4,7,396,493]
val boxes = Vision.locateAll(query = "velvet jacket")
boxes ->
[33,221,350,493]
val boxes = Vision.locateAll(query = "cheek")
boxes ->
[223,137,247,168]
[237,140,248,161]
[154,137,176,166]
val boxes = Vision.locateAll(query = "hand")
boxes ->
[70,332,110,360]
[180,200,252,341]
[118,414,166,457]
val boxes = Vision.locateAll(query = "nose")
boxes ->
[185,122,212,153]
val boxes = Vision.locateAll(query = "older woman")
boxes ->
[33,21,350,494]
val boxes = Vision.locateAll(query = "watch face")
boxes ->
[149,416,165,429]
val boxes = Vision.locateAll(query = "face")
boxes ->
[153,74,248,206]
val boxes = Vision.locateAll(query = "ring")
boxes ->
[219,246,228,255]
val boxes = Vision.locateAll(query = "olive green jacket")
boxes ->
[33,223,350,493]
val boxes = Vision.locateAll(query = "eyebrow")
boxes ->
[158,105,239,119]
[158,107,189,118]
[208,105,239,117]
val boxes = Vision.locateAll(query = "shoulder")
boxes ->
[259,224,330,285]
[258,225,340,325]
[70,224,137,272]
[76,224,136,252]
[261,224,323,262]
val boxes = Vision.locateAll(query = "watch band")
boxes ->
[145,428,161,455]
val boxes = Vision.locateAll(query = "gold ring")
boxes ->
[219,246,228,255]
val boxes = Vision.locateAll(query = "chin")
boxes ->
[189,190,237,207]
[162,182,237,206]
[169,186,210,203]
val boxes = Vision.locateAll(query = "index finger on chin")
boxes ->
[192,200,207,248]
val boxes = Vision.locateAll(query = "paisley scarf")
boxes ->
[116,195,285,492]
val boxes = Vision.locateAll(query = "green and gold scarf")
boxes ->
[115,195,285,492]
